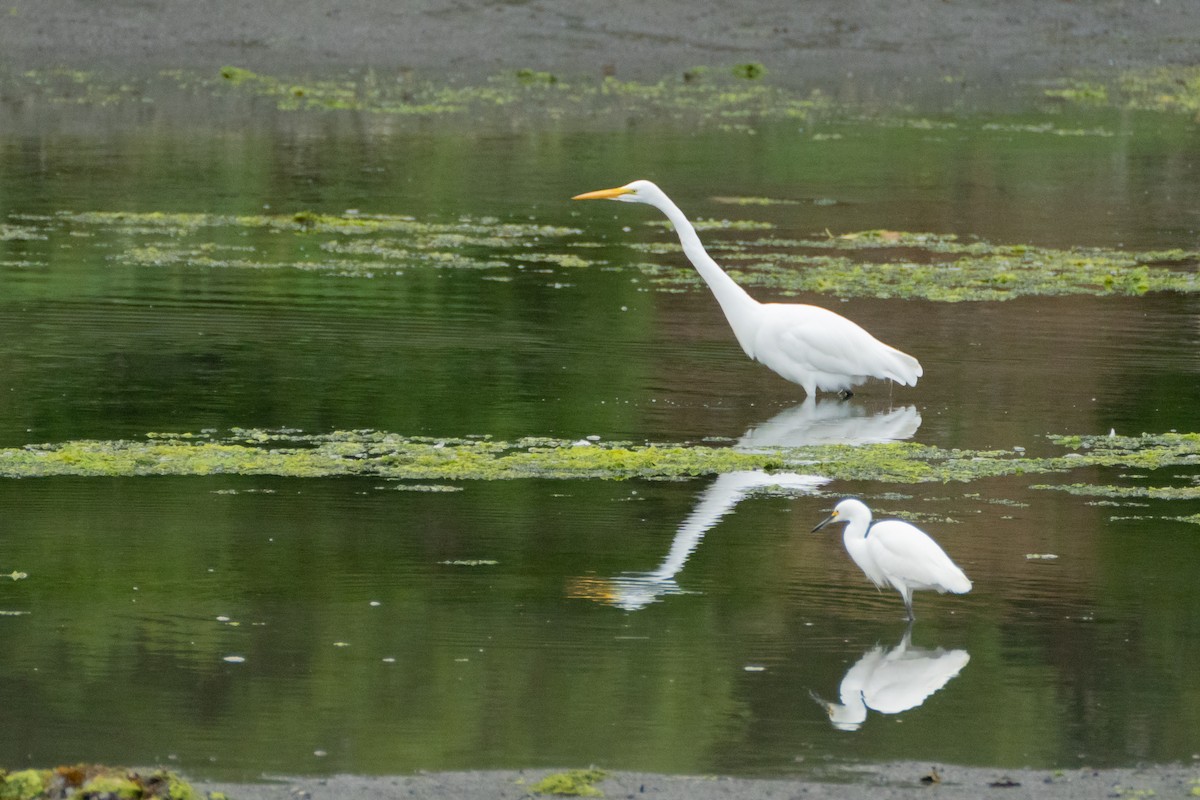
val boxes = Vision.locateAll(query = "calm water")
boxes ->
[1,102,1199,779]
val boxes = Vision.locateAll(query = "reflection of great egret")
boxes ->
[573,180,922,397]
[813,498,972,620]
[568,471,829,610]
[811,629,970,731]
[737,400,920,449]
[569,402,920,610]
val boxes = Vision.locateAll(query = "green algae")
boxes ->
[1117,66,1200,114]
[0,767,203,800]
[0,771,44,800]
[78,777,139,800]
[1031,433,1200,503]
[1048,67,1200,115]
[1033,483,1200,501]
[16,202,1198,302]
[38,210,580,277]
[1,428,1197,485]
[731,63,767,81]
[639,230,1199,302]
[529,769,608,797]
[10,65,834,126]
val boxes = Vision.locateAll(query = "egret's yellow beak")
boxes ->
[572,186,633,201]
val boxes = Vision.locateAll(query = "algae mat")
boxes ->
[6,211,1198,303]
[2,429,1197,489]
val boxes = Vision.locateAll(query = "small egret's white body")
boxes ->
[573,180,922,397]
[812,498,971,620]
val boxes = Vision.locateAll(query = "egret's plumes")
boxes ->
[813,498,971,620]
[572,180,922,397]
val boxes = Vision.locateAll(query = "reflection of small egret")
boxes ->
[812,498,971,620]
[811,629,970,730]
[573,180,922,397]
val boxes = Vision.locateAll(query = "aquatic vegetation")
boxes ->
[32,210,580,276]
[528,769,608,797]
[7,209,1197,301]
[1049,67,1200,115]
[0,770,43,800]
[1,428,1197,485]
[0,766,202,800]
[1032,433,1200,502]
[710,196,802,207]
[9,65,834,127]
[1043,82,1110,106]
[1033,484,1200,501]
[731,63,767,81]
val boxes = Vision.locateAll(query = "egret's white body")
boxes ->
[573,180,922,397]
[812,498,971,620]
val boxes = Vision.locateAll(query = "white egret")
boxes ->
[572,180,922,398]
[812,498,971,620]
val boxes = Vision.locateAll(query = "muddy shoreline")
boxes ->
[4,0,1200,108]
[195,763,1200,800]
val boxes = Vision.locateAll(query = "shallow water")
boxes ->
[1,102,1199,779]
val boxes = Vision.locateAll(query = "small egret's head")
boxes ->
[572,180,661,204]
[812,498,869,532]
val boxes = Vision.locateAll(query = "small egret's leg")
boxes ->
[838,388,854,400]
[901,588,915,621]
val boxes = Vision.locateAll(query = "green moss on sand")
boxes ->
[0,767,203,800]
[529,769,608,797]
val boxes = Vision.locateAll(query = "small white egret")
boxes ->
[572,180,922,398]
[812,498,971,620]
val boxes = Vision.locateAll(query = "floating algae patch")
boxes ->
[0,765,205,800]
[2,428,1198,484]
[30,210,581,277]
[23,209,1199,299]
[628,228,1200,301]
[1034,484,1200,500]
[1049,67,1200,115]
[0,431,787,481]
[1046,432,1200,469]
[1033,433,1200,502]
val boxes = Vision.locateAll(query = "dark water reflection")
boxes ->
[1,106,1199,778]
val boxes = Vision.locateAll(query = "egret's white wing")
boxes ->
[867,520,972,594]
[756,304,922,391]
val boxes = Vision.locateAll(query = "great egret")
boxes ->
[572,180,922,397]
[812,498,971,620]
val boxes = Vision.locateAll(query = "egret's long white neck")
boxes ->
[653,195,762,358]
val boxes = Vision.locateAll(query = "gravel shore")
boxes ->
[4,0,1200,99]
[196,762,1200,800]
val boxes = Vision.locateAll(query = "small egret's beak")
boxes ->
[572,186,633,201]
[812,510,839,533]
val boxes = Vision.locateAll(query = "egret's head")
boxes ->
[572,180,661,204]
[812,498,869,532]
